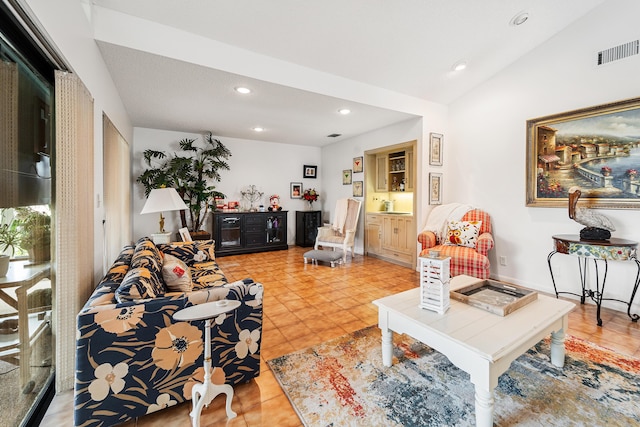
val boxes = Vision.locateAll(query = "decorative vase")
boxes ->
[307,201,314,210]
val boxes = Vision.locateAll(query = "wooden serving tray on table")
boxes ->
[450,278,537,316]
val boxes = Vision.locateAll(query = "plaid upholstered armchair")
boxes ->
[417,208,494,279]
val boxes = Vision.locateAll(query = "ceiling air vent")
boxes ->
[597,40,639,65]
[327,133,342,138]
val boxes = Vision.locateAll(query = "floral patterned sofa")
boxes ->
[74,237,263,426]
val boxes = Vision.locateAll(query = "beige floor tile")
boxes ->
[241,394,302,427]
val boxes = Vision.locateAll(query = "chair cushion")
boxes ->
[420,244,490,279]
[443,220,482,248]
[320,235,348,244]
[303,249,344,262]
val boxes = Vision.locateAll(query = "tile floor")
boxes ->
[41,246,640,426]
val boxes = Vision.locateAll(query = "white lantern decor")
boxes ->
[419,255,451,314]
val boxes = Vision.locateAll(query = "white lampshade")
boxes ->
[141,188,188,240]
[140,187,187,214]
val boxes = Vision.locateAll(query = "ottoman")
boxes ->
[303,249,344,267]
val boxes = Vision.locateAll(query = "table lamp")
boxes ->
[140,187,188,244]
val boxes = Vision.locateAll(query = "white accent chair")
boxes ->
[314,198,362,262]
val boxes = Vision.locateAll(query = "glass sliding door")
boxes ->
[0,4,56,426]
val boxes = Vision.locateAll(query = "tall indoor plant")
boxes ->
[16,206,51,263]
[137,133,231,237]
[0,208,21,258]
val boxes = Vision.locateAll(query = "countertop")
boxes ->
[367,211,413,216]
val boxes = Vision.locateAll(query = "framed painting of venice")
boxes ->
[526,97,640,208]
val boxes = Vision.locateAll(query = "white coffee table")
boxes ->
[174,299,241,426]
[373,275,575,427]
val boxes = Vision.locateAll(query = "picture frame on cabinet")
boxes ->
[429,173,442,205]
[343,169,352,185]
[526,96,640,208]
[429,133,443,166]
[290,182,302,198]
[353,181,363,197]
[178,227,192,242]
[353,156,363,173]
[303,165,317,178]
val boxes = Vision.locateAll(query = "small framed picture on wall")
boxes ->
[303,165,317,178]
[353,181,363,197]
[353,156,363,173]
[429,173,442,205]
[343,169,352,185]
[429,133,443,166]
[290,182,302,198]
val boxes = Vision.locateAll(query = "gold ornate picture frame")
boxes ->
[526,97,640,208]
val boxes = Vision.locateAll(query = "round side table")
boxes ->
[174,299,241,426]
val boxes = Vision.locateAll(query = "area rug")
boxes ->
[268,326,640,426]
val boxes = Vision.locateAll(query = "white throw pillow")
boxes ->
[162,253,193,292]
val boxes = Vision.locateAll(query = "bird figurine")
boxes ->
[568,187,615,240]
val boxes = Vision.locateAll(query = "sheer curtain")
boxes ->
[54,70,94,391]
[103,114,131,269]
[0,61,18,207]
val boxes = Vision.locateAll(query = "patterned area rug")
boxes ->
[268,326,640,426]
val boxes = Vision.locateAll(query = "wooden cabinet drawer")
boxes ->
[245,232,265,247]
[245,224,263,233]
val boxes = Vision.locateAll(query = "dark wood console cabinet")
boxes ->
[213,211,288,256]
[295,210,322,247]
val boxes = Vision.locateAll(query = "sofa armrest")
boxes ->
[417,230,437,250]
[476,232,494,257]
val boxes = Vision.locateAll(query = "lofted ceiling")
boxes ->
[90,0,607,146]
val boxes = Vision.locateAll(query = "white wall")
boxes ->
[448,0,640,313]
[132,128,321,244]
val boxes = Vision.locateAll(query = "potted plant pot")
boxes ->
[28,242,51,263]
[16,207,51,263]
[0,254,9,277]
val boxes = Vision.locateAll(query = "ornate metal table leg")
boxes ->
[547,251,559,297]
[629,258,640,322]
[592,260,608,327]
[577,258,588,304]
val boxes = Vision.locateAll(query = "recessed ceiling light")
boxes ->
[338,108,351,115]
[252,127,264,132]
[452,61,467,72]
[510,11,529,26]
[235,87,251,94]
